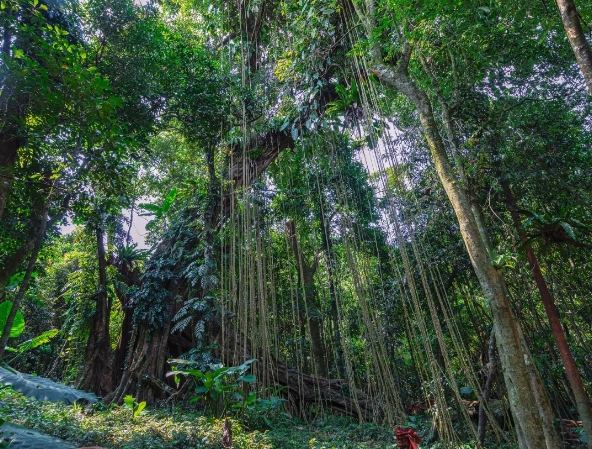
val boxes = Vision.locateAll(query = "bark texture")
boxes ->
[556,0,592,94]
[79,228,114,396]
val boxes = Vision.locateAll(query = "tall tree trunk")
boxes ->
[111,258,140,387]
[555,0,592,94]
[79,227,113,396]
[425,58,562,444]
[370,51,561,446]
[502,179,592,448]
[0,197,50,361]
[286,220,328,378]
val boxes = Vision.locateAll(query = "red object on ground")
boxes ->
[395,425,423,449]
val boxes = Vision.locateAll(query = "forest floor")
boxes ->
[0,388,401,449]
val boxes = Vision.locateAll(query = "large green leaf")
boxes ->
[237,374,256,383]
[0,367,98,404]
[16,329,59,354]
[0,302,25,339]
[0,422,76,449]
[133,401,146,417]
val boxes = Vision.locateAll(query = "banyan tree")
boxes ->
[2,0,592,448]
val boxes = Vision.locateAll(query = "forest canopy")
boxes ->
[1,0,592,448]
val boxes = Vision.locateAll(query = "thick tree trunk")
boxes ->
[107,321,173,404]
[78,228,113,396]
[0,197,50,361]
[113,304,133,386]
[371,57,561,447]
[502,180,592,448]
[555,0,592,94]
[111,258,140,387]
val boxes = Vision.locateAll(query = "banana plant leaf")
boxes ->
[0,366,98,404]
[0,422,77,449]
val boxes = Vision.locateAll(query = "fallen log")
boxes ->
[215,322,378,421]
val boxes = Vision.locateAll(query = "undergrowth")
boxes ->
[0,388,398,448]
[0,388,518,448]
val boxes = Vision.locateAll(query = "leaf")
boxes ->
[137,203,161,214]
[334,83,348,100]
[161,188,178,214]
[231,392,244,401]
[246,392,257,404]
[0,302,25,338]
[133,401,146,417]
[237,374,256,383]
[17,329,59,353]
[560,222,576,240]
[213,366,230,378]
[0,366,98,404]
[349,79,358,105]
[459,385,473,395]
[280,118,290,132]
[123,394,135,409]
[188,369,206,378]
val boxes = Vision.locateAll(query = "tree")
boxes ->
[349,1,562,445]
[555,0,592,94]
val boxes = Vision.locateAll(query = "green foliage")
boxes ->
[7,329,59,356]
[0,302,25,339]
[138,189,179,220]
[521,207,592,252]
[490,251,516,270]
[168,359,258,418]
[0,387,405,449]
[123,395,147,419]
[3,1,592,448]
[0,388,272,449]
[326,80,360,119]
